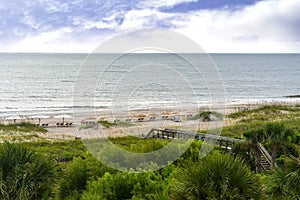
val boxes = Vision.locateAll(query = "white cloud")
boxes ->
[2,0,300,53]
[84,21,118,30]
[115,0,300,53]
[13,28,27,38]
[120,9,175,30]
[20,12,40,29]
[5,27,91,53]
[72,17,119,30]
[173,0,300,52]
[39,0,70,13]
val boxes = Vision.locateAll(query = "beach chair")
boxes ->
[138,117,144,122]
[69,122,73,126]
[60,123,64,127]
[173,116,182,122]
[149,117,156,121]
[65,123,69,127]
[56,123,60,127]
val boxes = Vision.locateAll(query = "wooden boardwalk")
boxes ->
[145,128,243,149]
[145,128,275,170]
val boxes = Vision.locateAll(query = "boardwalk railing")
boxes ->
[258,143,277,170]
[145,128,243,150]
[145,128,276,170]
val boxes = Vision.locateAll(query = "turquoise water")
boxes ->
[0,53,299,116]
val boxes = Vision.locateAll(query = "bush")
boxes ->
[59,157,88,199]
[172,152,263,200]
[0,142,56,199]
[81,170,171,200]
[267,156,300,199]
[59,154,116,199]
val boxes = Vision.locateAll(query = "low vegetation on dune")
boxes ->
[0,122,47,133]
[0,122,48,142]
[227,105,300,123]
[0,105,299,199]
[190,111,224,121]
[223,105,300,138]
[98,120,134,128]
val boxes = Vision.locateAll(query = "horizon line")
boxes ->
[1,52,300,54]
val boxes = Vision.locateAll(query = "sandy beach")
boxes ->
[1,100,299,142]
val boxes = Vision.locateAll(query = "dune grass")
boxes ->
[227,105,300,123]
[0,122,47,133]
[98,120,134,128]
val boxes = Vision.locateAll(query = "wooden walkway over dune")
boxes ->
[145,128,243,149]
[145,128,275,171]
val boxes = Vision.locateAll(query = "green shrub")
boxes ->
[81,170,170,200]
[59,157,88,200]
[0,142,56,199]
[267,156,300,199]
[172,152,263,200]
[59,154,116,199]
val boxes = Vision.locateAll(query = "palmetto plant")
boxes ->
[172,153,263,200]
[264,122,295,166]
[0,142,56,200]
[237,122,296,171]
[267,156,300,199]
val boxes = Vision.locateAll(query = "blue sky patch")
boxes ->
[161,0,261,12]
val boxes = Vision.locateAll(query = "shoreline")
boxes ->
[1,99,299,124]
[0,100,299,141]
[0,97,299,117]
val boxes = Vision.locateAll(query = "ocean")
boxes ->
[0,53,299,116]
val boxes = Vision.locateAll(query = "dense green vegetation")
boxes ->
[267,155,300,199]
[0,105,300,199]
[0,142,56,199]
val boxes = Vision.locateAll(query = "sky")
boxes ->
[0,0,300,53]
